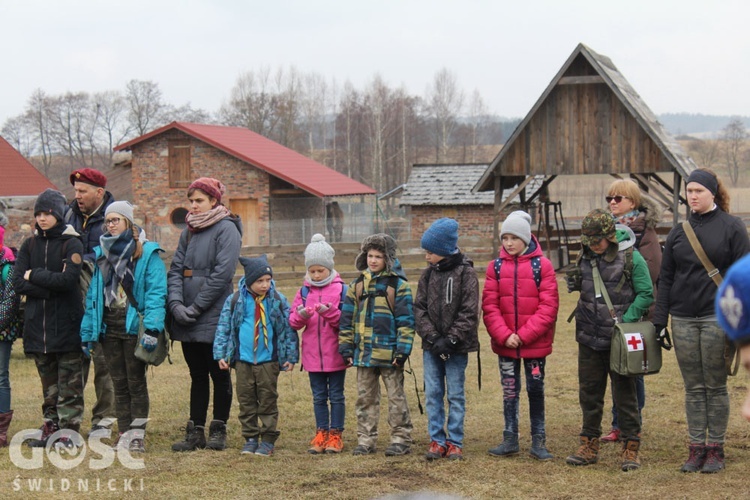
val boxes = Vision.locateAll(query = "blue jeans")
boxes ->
[308,370,346,431]
[499,356,547,436]
[0,342,10,413]
[610,375,645,429]
[423,350,468,447]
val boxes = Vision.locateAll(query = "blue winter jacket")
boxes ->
[213,277,299,368]
[80,241,167,341]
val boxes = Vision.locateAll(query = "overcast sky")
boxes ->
[1,0,748,127]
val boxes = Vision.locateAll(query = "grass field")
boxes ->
[2,277,750,499]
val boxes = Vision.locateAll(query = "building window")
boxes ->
[171,207,189,229]
[168,140,191,188]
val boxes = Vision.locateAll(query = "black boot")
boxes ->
[488,431,520,457]
[171,420,206,452]
[205,420,227,451]
[530,434,553,461]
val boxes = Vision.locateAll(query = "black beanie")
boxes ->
[34,189,67,222]
[239,255,273,285]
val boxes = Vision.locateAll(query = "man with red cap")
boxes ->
[65,168,115,436]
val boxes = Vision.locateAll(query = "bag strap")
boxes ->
[682,221,723,286]
[591,260,618,323]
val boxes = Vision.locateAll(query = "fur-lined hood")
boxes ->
[639,197,663,229]
[354,233,398,272]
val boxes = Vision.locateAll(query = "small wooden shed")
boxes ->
[473,43,698,256]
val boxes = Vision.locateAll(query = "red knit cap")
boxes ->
[70,168,107,188]
[189,177,225,203]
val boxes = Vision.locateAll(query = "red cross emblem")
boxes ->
[625,333,643,352]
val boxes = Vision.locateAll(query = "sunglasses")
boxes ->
[104,217,123,226]
[605,195,629,203]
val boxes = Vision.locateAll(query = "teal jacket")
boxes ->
[80,241,167,342]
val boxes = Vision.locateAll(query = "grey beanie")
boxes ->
[106,201,135,225]
[305,233,335,271]
[501,210,532,245]
[34,189,67,222]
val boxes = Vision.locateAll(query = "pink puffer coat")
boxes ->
[482,236,559,359]
[289,273,348,372]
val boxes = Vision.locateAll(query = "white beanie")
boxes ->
[501,210,532,245]
[305,233,335,271]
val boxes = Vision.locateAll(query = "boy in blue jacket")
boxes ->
[214,256,299,457]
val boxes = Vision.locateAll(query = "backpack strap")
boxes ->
[229,291,241,315]
[353,274,398,314]
[495,256,542,289]
[300,285,310,306]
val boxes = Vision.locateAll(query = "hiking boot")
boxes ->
[566,436,599,466]
[308,428,329,455]
[680,443,707,473]
[89,423,111,438]
[241,438,259,455]
[530,434,553,461]
[621,439,641,471]
[205,420,227,451]
[27,420,59,448]
[129,438,146,453]
[53,436,78,454]
[446,443,464,461]
[601,428,621,443]
[171,421,206,452]
[425,441,447,461]
[385,442,411,457]
[325,429,344,454]
[488,431,520,457]
[0,410,13,447]
[700,444,725,474]
[352,444,375,456]
[255,441,274,457]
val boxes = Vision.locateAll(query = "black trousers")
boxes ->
[181,342,232,427]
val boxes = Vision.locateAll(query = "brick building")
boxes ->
[114,122,375,249]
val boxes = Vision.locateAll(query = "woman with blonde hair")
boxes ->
[80,201,167,452]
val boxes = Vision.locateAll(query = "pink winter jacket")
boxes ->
[289,273,348,372]
[482,236,559,359]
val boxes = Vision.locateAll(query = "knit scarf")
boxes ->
[306,269,338,288]
[98,229,136,307]
[186,205,231,232]
[253,294,268,352]
[613,209,640,227]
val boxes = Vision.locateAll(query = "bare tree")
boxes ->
[426,68,464,162]
[300,72,328,156]
[687,137,720,169]
[466,89,489,163]
[1,114,34,158]
[219,66,280,136]
[26,89,55,175]
[125,80,167,136]
[93,90,132,165]
[722,117,747,186]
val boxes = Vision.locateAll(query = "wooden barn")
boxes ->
[114,122,376,249]
[474,43,698,261]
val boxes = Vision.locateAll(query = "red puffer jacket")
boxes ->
[482,236,559,359]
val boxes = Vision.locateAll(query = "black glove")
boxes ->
[423,334,438,349]
[393,353,407,367]
[172,303,197,325]
[566,273,581,293]
[655,325,672,351]
[432,336,457,360]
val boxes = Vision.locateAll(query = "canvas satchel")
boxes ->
[591,261,662,376]
[681,221,740,376]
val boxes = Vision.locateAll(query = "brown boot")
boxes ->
[566,436,599,466]
[0,410,12,447]
[621,439,641,471]
[325,429,344,454]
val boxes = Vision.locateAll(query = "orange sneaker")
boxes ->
[446,443,464,461]
[308,429,328,454]
[325,429,344,454]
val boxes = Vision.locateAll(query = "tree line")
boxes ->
[1,68,520,194]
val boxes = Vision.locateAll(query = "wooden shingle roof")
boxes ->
[115,122,376,198]
[0,136,57,196]
[401,164,543,206]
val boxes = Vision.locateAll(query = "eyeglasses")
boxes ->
[104,218,122,226]
[605,195,629,203]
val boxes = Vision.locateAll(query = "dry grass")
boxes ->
[2,278,750,499]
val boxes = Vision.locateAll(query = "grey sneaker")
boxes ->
[255,441,274,457]
[241,438,259,455]
[384,443,411,457]
[352,444,376,456]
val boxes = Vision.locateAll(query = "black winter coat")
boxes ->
[65,191,114,261]
[414,252,479,353]
[13,222,84,354]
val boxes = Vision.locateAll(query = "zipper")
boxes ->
[316,288,324,371]
[42,235,48,353]
[514,256,520,359]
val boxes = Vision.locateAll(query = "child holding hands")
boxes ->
[289,234,348,454]
[213,255,299,457]
[482,210,559,461]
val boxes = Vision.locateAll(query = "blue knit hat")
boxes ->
[421,218,459,257]
[239,255,273,285]
[716,253,750,344]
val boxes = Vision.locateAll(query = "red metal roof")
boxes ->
[0,136,58,196]
[115,122,376,197]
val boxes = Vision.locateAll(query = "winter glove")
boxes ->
[423,333,439,349]
[81,342,92,360]
[171,304,197,325]
[185,304,202,318]
[314,303,331,314]
[566,272,581,293]
[140,330,159,353]
[297,305,314,319]
[393,352,407,367]
[655,325,673,351]
[432,336,457,360]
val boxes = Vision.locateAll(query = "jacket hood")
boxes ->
[639,197,663,229]
[616,224,637,251]
[354,233,398,272]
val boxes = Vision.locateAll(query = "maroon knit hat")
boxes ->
[70,168,107,188]
[189,177,226,203]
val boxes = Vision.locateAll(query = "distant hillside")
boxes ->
[658,113,750,138]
